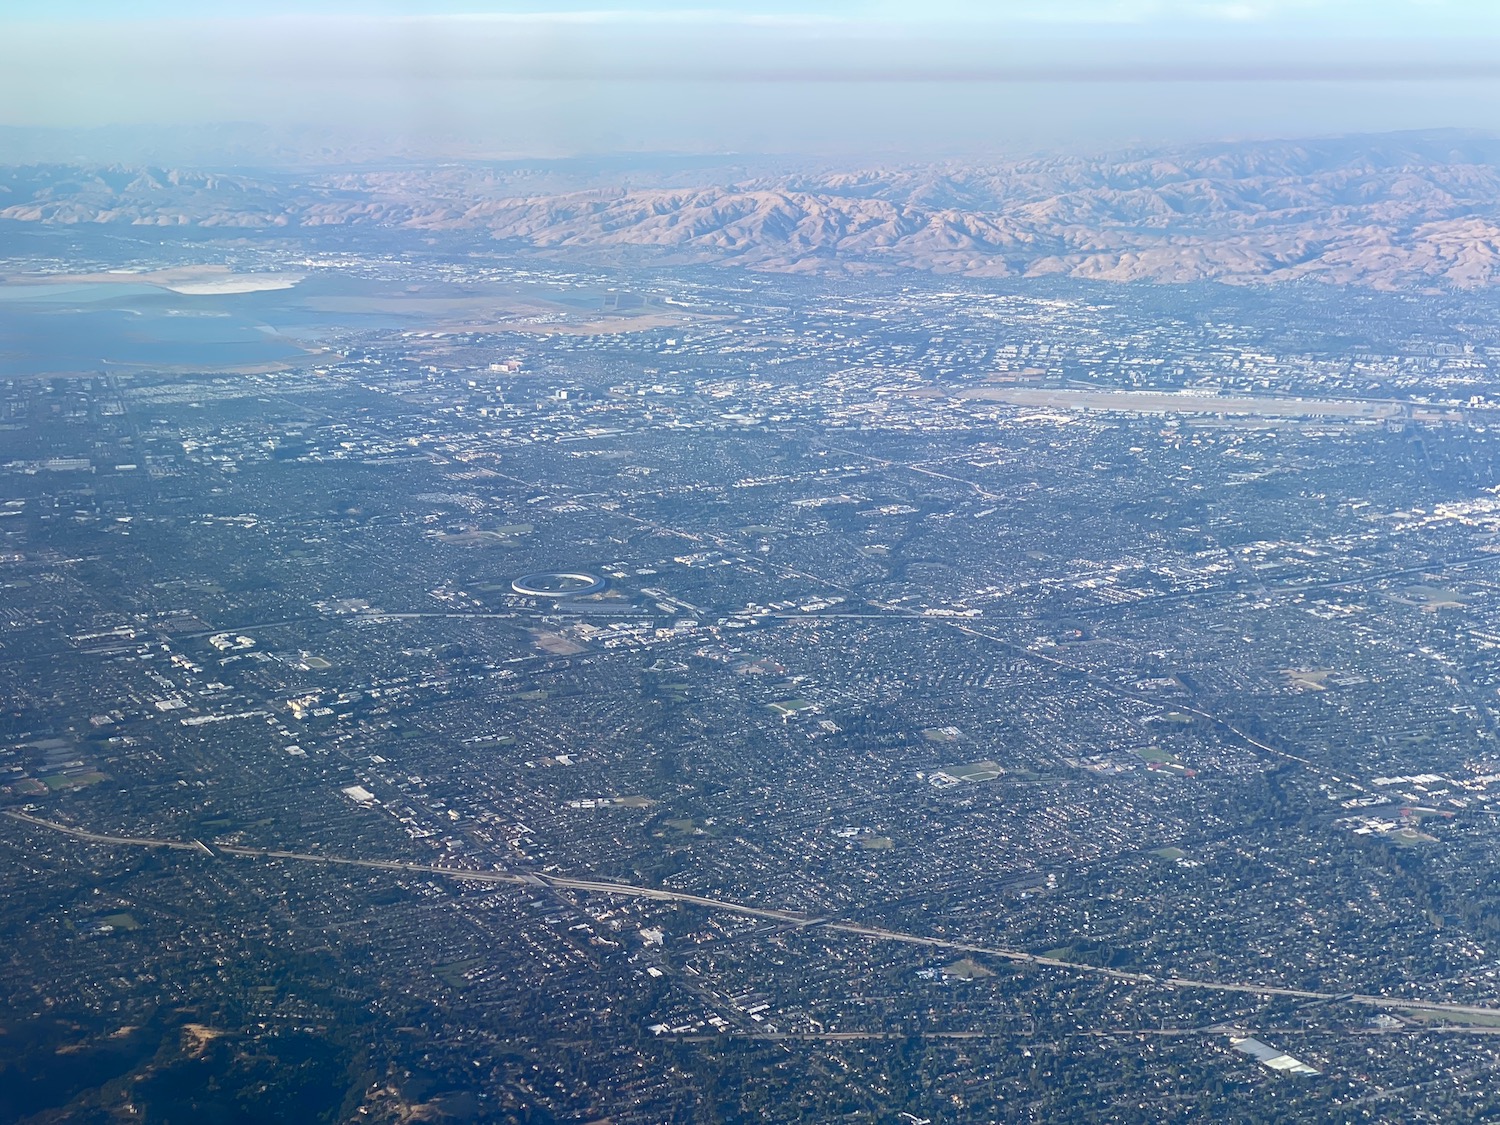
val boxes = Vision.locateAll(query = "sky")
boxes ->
[3,1,1499,162]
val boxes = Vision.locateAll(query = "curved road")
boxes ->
[8,809,1499,1022]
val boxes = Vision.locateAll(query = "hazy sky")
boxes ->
[3,1,1500,161]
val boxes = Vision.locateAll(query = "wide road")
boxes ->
[8,809,1500,1023]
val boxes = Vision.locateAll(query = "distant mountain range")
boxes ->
[5,132,1500,289]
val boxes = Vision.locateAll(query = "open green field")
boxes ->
[43,771,105,791]
[466,735,516,749]
[1404,585,1465,608]
[1403,1008,1500,1028]
[1282,668,1331,691]
[944,958,995,980]
[437,525,533,548]
[435,958,487,990]
[663,817,712,836]
[940,761,1005,782]
[1389,827,1439,847]
[922,727,963,743]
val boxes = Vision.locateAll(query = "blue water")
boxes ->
[0,282,168,304]
[0,272,622,374]
[0,286,305,373]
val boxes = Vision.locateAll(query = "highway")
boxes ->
[9,808,1500,1024]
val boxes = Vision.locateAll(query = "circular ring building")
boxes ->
[510,571,607,598]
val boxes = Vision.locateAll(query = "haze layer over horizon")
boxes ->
[3,1,1500,162]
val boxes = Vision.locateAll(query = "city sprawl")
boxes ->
[9,240,1500,1121]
